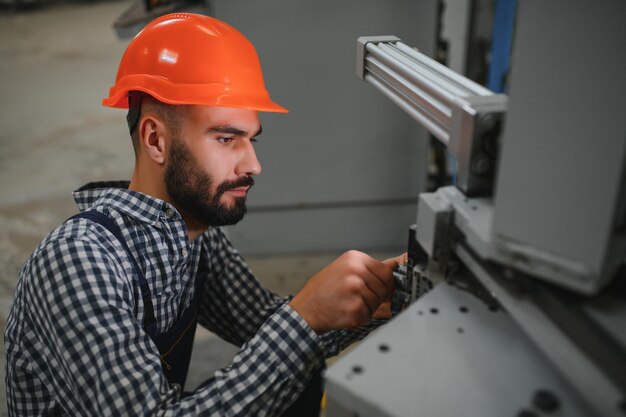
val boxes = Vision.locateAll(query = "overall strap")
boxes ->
[70,210,156,328]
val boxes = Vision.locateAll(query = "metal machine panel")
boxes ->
[325,282,593,417]
[492,0,626,293]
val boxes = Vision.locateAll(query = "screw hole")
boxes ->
[488,305,499,312]
[430,308,439,314]
[379,344,390,353]
[352,365,363,374]
[457,327,464,333]
[516,410,538,417]
[533,389,560,412]
[459,306,469,313]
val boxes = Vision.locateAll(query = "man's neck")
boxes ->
[128,167,168,202]
[185,219,207,241]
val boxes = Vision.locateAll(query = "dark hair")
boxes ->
[127,93,186,156]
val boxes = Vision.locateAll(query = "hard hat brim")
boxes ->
[102,75,288,113]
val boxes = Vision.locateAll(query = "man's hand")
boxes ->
[372,253,408,319]
[288,250,397,334]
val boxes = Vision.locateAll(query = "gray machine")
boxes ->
[325,1,626,416]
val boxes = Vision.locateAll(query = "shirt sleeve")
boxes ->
[196,227,291,346]
[5,225,325,416]
[319,319,389,358]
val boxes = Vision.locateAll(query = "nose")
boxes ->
[236,140,262,177]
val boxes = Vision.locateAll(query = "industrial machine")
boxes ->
[325,1,626,416]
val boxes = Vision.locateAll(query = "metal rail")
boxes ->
[357,37,497,147]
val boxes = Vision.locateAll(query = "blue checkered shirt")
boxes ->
[5,181,381,416]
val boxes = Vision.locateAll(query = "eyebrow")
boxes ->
[209,125,263,137]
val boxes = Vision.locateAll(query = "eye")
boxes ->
[217,136,234,144]
[251,137,259,143]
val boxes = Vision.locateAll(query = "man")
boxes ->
[5,13,400,416]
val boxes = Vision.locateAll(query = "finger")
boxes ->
[360,268,390,302]
[358,284,381,316]
[383,252,408,269]
[372,301,392,320]
[363,258,395,293]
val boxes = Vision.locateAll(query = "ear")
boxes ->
[138,116,167,165]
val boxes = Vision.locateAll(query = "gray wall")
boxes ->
[492,0,626,292]
[0,0,439,263]
[215,0,439,254]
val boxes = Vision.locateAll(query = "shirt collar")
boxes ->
[73,181,182,225]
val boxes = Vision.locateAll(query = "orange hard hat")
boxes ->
[102,13,288,113]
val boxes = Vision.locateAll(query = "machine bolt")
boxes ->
[516,410,538,417]
[479,113,497,130]
[471,155,491,175]
[532,389,560,413]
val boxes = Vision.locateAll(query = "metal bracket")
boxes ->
[356,35,508,196]
[450,94,507,196]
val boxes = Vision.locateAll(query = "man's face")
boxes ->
[164,106,262,228]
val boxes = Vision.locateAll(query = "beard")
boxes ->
[164,136,254,227]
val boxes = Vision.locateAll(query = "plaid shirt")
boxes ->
[5,181,381,416]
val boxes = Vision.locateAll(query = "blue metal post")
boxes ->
[487,0,517,93]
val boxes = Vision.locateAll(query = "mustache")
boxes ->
[216,176,255,195]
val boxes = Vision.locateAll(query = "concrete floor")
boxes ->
[0,2,394,414]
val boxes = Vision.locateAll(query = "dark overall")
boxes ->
[73,211,323,416]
